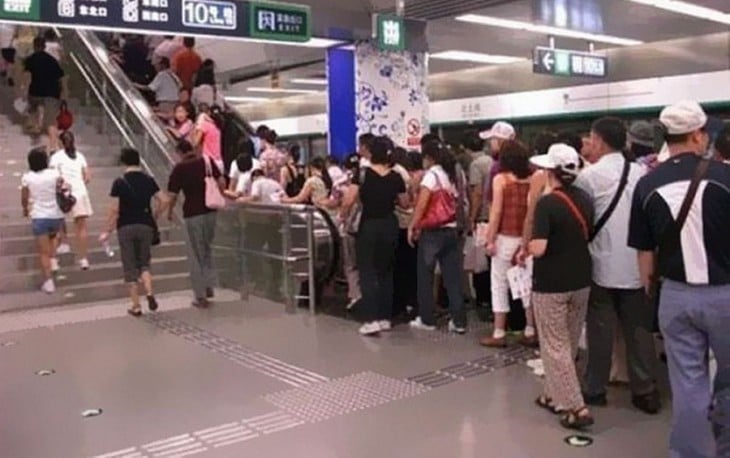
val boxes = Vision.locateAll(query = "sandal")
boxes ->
[560,407,594,430]
[535,395,565,415]
[127,307,142,317]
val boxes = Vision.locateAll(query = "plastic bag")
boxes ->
[463,236,489,273]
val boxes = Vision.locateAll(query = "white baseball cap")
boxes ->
[530,143,582,176]
[659,100,707,135]
[480,121,515,140]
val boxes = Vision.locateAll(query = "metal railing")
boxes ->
[60,29,329,312]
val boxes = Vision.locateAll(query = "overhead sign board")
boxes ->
[0,0,313,44]
[376,14,405,51]
[249,0,311,42]
[533,46,607,78]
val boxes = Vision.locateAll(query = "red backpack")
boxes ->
[56,101,74,131]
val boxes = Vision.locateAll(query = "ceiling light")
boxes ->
[456,14,643,46]
[430,50,525,64]
[625,0,730,24]
[225,96,270,103]
[246,37,346,48]
[246,87,322,95]
[290,78,328,86]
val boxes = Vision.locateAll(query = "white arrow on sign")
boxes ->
[542,51,555,72]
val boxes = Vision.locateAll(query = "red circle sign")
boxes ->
[407,118,421,137]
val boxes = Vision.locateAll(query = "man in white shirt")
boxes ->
[226,152,261,197]
[237,169,284,204]
[136,57,180,114]
[575,117,660,414]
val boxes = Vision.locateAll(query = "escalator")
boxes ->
[61,29,340,310]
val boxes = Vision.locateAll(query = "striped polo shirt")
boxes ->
[628,153,730,285]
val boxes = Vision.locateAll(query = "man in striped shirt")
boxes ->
[628,101,730,458]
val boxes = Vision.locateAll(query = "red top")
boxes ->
[498,180,530,236]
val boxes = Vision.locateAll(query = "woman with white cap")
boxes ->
[528,143,595,430]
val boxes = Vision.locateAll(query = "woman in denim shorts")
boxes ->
[21,148,64,294]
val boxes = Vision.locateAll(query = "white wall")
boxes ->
[246,70,730,136]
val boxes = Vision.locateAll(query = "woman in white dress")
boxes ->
[50,131,93,270]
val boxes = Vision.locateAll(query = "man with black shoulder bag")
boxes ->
[576,117,661,415]
[628,101,730,458]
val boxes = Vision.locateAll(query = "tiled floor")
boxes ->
[0,292,671,457]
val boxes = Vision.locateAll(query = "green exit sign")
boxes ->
[249,0,311,43]
[376,14,405,51]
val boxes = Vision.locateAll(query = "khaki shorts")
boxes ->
[27,96,61,130]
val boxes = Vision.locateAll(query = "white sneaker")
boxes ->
[448,320,466,335]
[79,258,90,270]
[358,321,381,336]
[56,243,71,254]
[50,258,59,273]
[378,320,392,331]
[41,279,55,294]
[409,317,436,331]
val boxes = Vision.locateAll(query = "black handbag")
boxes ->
[56,179,76,214]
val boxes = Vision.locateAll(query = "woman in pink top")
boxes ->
[192,105,222,170]
[259,129,288,180]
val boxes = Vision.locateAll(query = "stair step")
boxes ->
[0,273,192,313]
[0,256,189,293]
[1,241,187,273]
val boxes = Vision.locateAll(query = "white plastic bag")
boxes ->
[463,236,489,273]
[506,257,533,300]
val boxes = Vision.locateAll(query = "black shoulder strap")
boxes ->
[589,158,631,242]
[656,158,711,273]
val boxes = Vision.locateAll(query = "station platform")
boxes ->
[0,293,670,458]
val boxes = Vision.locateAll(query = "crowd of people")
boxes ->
[8,27,729,457]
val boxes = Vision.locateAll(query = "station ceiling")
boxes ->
[194,0,729,108]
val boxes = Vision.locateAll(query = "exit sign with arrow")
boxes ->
[533,46,607,78]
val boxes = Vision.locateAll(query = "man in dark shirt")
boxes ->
[22,36,64,135]
[628,101,730,458]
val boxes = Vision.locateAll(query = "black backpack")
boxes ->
[285,164,306,197]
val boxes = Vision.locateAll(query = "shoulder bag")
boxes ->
[56,178,76,214]
[552,189,590,240]
[56,101,74,131]
[204,156,226,210]
[418,171,457,230]
[648,158,711,306]
[589,158,630,242]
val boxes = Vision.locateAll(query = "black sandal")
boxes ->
[535,395,565,415]
[127,307,142,317]
[560,407,594,430]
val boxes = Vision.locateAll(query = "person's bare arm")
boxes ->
[407,186,431,246]
[167,193,178,221]
[528,239,548,258]
[522,171,547,247]
[469,185,482,227]
[102,198,120,235]
[637,250,656,295]
[485,175,505,254]
[281,182,312,204]
[21,186,30,218]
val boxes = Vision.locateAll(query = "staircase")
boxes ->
[0,84,191,313]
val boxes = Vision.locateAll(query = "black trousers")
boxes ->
[356,215,399,322]
[393,228,418,318]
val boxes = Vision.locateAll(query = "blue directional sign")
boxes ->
[533,46,607,78]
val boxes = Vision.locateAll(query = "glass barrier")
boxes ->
[60,29,333,312]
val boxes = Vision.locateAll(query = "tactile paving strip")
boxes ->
[408,345,537,388]
[265,372,430,422]
[144,314,330,387]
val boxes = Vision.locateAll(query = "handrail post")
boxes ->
[306,209,316,314]
[282,207,293,311]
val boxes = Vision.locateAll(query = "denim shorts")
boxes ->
[32,218,63,237]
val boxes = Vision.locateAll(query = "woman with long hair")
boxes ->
[192,103,223,171]
[280,143,305,197]
[481,140,537,348]
[408,140,467,334]
[20,148,64,293]
[528,144,594,429]
[344,137,408,335]
[50,131,92,270]
[339,153,363,310]
[100,148,167,316]
[281,156,334,210]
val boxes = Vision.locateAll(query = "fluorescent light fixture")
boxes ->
[291,78,328,86]
[456,14,643,46]
[247,87,322,95]
[225,96,270,103]
[430,50,525,64]
[626,0,730,25]
[247,37,346,48]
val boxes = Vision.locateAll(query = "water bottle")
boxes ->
[103,241,115,258]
